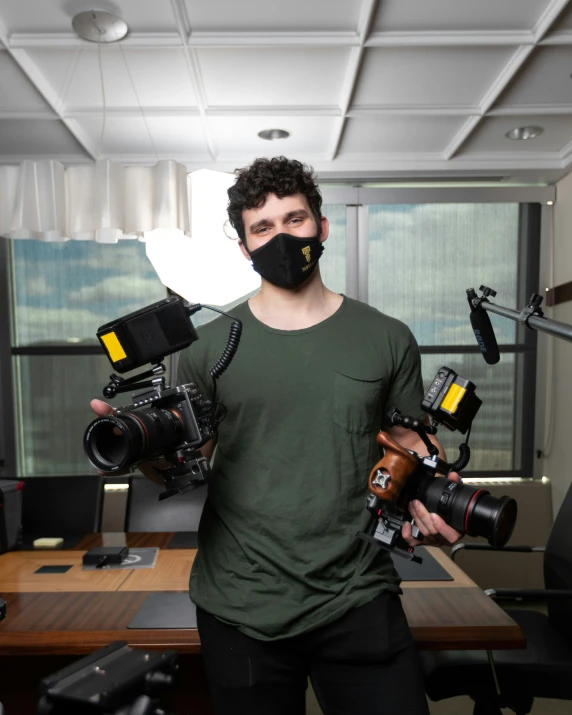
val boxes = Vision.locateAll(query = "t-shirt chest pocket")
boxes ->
[333,370,384,434]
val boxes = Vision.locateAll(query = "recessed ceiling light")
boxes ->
[258,129,290,141]
[72,10,129,43]
[505,126,544,141]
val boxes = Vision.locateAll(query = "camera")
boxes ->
[358,366,517,563]
[83,296,241,500]
[84,382,217,499]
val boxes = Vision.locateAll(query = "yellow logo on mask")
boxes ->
[301,246,312,263]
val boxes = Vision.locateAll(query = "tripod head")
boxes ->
[36,642,178,715]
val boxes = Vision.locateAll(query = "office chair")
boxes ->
[21,475,104,536]
[420,481,572,715]
[125,475,207,532]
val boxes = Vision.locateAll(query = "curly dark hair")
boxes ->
[227,156,323,244]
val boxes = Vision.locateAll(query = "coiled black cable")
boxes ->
[449,442,471,473]
[449,425,472,473]
[210,319,242,380]
[186,303,243,413]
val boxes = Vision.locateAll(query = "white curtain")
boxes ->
[0,159,190,243]
[1,161,260,304]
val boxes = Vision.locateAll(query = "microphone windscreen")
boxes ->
[470,310,500,365]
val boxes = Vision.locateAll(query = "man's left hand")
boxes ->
[401,472,463,548]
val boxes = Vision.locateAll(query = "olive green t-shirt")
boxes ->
[177,295,424,641]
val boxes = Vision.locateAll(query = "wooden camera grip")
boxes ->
[368,431,419,503]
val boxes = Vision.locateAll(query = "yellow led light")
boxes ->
[440,384,466,414]
[100,331,127,363]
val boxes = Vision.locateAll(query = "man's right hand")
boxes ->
[89,400,169,486]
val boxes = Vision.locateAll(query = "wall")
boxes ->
[537,170,572,517]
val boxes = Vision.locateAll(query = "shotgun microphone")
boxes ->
[467,287,500,365]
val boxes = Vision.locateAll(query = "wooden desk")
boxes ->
[0,550,128,592]
[0,532,524,655]
[0,533,525,715]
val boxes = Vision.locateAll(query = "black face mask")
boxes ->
[247,233,324,289]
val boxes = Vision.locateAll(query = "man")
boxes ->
[92,156,461,714]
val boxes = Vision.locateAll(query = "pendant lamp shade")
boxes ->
[9,160,67,241]
[0,161,258,306]
[0,159,190,243]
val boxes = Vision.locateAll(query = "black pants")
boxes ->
[196,593,430,715]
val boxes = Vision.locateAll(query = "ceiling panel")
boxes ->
[551,3,572,30]
[0,51,54,113]
[496,46,572,107]
[209,115,337,157]
[0,118,88,157]
[458,115,572,154]
[72,116,210,158]
[0,0,178,34]
[27,47,198,110]
[352,47,515,108]
[197,48,350,108]
[338,116,466,155]
[372,0,550,32]
[184,0,360,32]
[0,0,570,179]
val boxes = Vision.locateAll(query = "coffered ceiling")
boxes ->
[1,0,572,182]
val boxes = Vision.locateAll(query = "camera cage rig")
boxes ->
[356,405,473,563]
[357,367,482,563]
[87,296,242,500]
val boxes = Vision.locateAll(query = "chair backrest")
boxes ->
[544,480,572,642]
[21,475,103,536]
[125,476,207,532]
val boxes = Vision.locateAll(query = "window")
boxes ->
[8,239,168,476]
[360,200,537,476]
[366,203,519,346]
[0,189,542,478]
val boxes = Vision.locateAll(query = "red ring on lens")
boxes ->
[464,489,483,534]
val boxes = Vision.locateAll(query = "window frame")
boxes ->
[0,237,171,477]
[322,185,550,479]
[0,237,16,477]
[0,184,553,478]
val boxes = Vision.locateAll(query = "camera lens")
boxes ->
[471,493,517,548]
[418,477,517,548]
[90,420,136,468]
[84,408,182,472]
